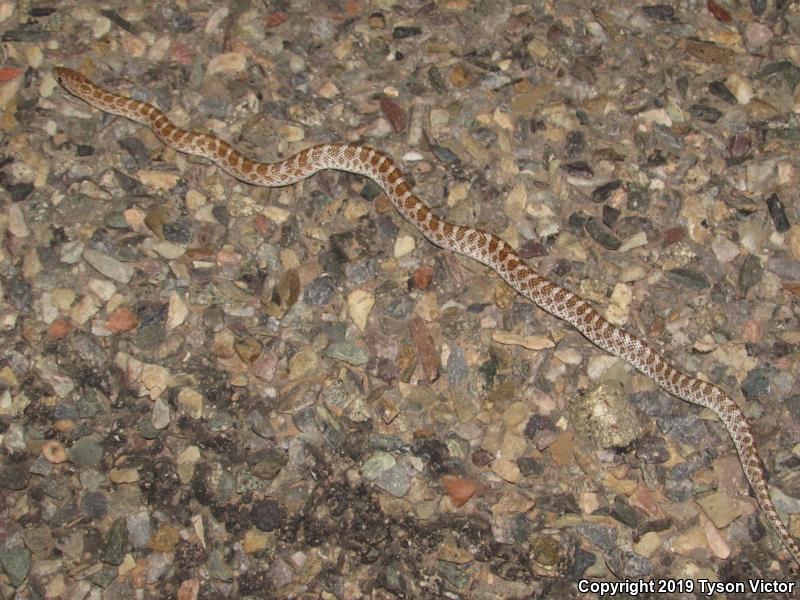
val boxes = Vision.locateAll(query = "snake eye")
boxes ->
[53,67,68,86]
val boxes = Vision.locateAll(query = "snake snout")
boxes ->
[53,67,66,86]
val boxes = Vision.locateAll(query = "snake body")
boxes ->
[53,66,799,568]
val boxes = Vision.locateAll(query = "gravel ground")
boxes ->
[2,0,800,598]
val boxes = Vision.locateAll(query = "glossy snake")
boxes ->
[54,66,800,568]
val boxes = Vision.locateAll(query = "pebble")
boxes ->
[7,204,29,237]
[689,104,722,124]
[81,490,108,519]
[703,517,732,559]
[709,81,736,104]
[725,73,753,105]
[304,277,336,305]
[3,423,24,453]
[696,491,742,529]
[375,463,412,497]
[666,268,710,289]
[786,225,800,261]
[177,387,204,419]
[669,525,709,559]
[0,466,29,490]
[177,446,201,483]
[206,52,247,76]
[547,431,575,467]
[109,467,139,483]
[137,170,181,191]
[586,355,621,380]
[6,278,32,311]
[140,364,171,400]
[318,81,339,98]
[243,530,270,554]
[166,291,188,330]
[504,182,527,221]
[634,532,663,557]
[491,331,554,350]
[570,382,641,450]
[207,549,234,582]
[279,124,305,142]
[743,21,772,51]
[585,218,622,250]
[68,437,103,467]
[492,457,521,483]
[288,348,320,380]
[83,249,134,284]
[554,347,582,366]
[0,547,31,587]
[88,278,117,301]
[106,306,138,333]
[437,535,474,564]
[766,194,790,233]
[70,294,99,324]
[149,525,180,553]
[127,512,152,548]
[250,499,285,532]
[363,451,396,480]
[324,341,368,366]
[606,283,632,325]
[393,26,422,39]
[41,440,68,463]
[379,95,406,133]
[394,234,416,257]
[151,397,170,429]
[634,435,669,464]
[442,475,476,507]
[347,289,374,332]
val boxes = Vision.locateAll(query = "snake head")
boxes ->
[52,67,91,94]
[53,67,69,87]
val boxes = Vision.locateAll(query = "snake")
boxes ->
[53,66,799,569]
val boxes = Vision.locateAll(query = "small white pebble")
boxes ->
[394,234,416,258]
[92,16,111,38]
[725,73,753,105]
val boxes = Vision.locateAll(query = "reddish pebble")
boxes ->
[413,265,435,289]
[265,11,289,27]
[345,0,362,18]
[706,0,732,22]
[0,67,23,83]
[177,579,200,600]
[47,319,72,339]
[107,307,138,333]
[129,562,147,588]
[374,195,392,213]
[254,214,271,236]
[443,475,477,507]
[379,95,406,133]
[409,317,440,382]
[169,42,195,66]
[216,250,243,268]
[628,485,665,519]
[728,133,752,157]
[185,247,213,260]
[742,319,763,343]
[662,227,685,244]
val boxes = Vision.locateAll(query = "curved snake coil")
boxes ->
[54,66,799,568]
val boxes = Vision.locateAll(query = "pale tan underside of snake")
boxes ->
[54,66,799,568]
